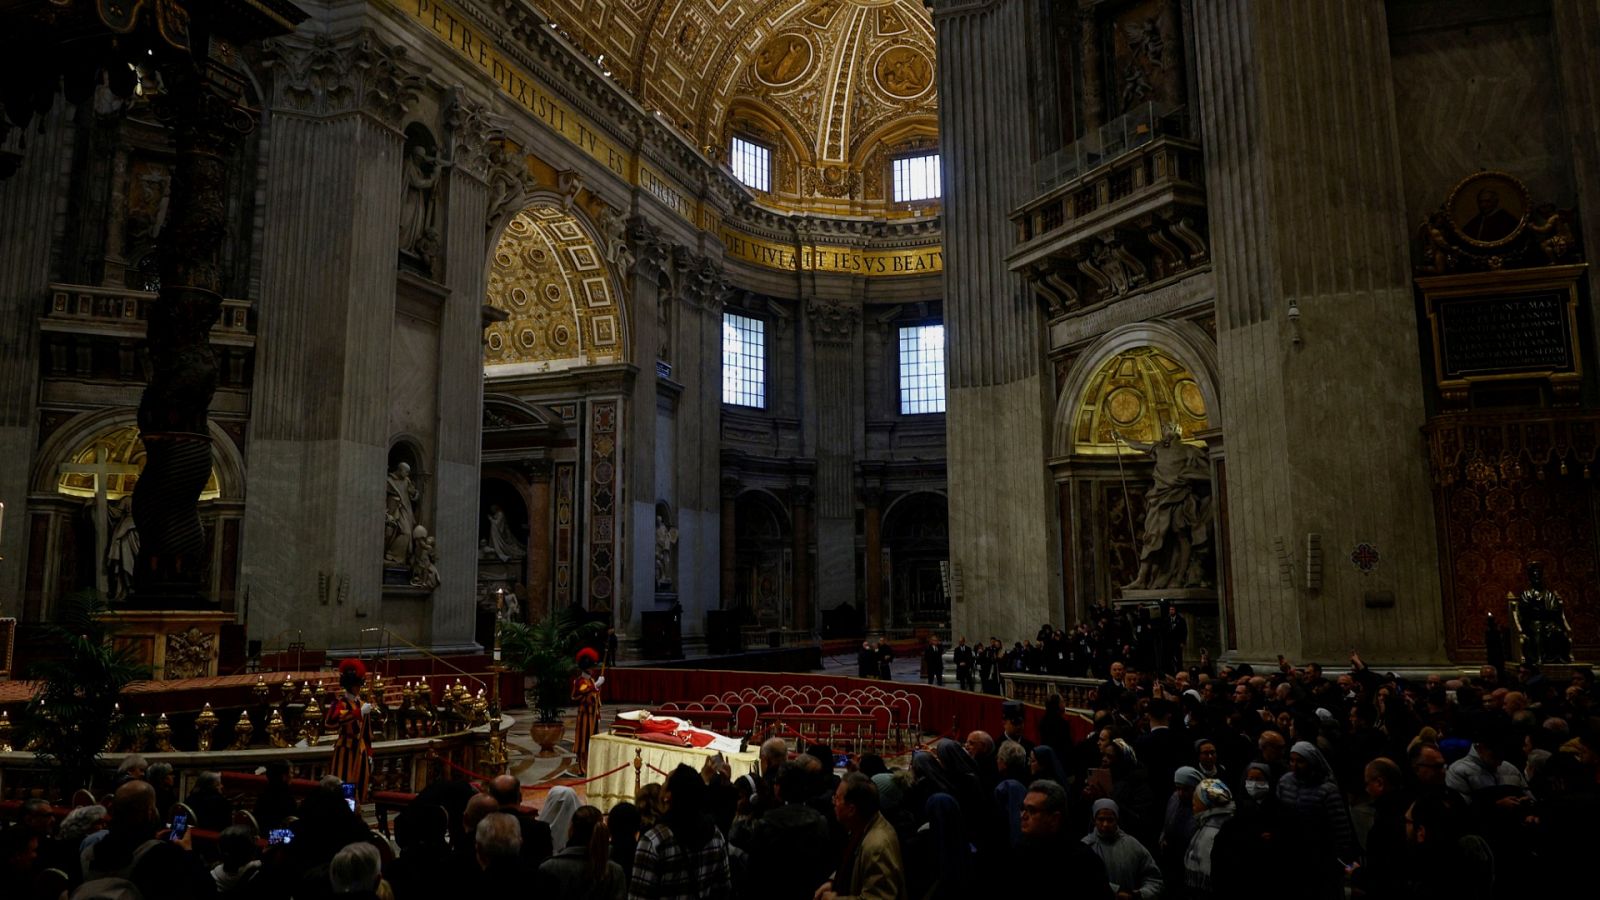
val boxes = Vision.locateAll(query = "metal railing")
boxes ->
[1034,102,1190,193]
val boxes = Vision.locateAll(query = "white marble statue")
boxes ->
[409,526,441,590]
[1118,423,1212,590]
[484,504,525,561]
[399,142,450,267]
[654,514,679,589]
[384,462,420,564]
[105,495,139,602]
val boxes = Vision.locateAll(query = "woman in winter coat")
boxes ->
[1083,799,1164,900]
[1182,779,1235,900]
[1274,741,1356,900]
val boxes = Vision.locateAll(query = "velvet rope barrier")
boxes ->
[433,755,635,791]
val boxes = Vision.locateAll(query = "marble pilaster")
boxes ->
[242,33,419,649]
[1193,0,1445,664]
[933,0,1058,641]
[0,102,73,614]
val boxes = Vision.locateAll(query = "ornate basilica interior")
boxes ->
[0,0,1596,671]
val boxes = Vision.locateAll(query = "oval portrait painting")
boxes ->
[1447,171,1529,247]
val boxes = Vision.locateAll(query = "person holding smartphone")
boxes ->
[327,658,375,805]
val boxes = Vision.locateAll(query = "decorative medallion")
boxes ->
[1350,542,1380,575]
[1106,387,1144,426]
[873,46,932,99]
[753,33,814,88]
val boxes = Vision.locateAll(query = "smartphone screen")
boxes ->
[835,754,850,769]
[342,782,357,812]
[168,814,189,841]
[268,828,293,845]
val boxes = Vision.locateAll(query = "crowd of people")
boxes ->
[860,603,1201,692]
[7,626,1600,899]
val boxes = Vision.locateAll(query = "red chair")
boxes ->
[734,703,758,734]
[721,691,741,705]
[701,694,720,705]
[819,685,838,699]
[686,702,705,712]
[871,707,892,753]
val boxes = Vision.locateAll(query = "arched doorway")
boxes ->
[882,491,950,629]
[732,491,791,629]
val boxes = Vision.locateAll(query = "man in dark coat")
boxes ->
[1162,604,1188,675]
[1134,699,1186,792]
[924,636,945,686]
[489,775,553,866]
[876,637,895,680]
[857,641,877,679]
[953,637,975,691]
[742,761,835,898]
[1014,780,1111,899]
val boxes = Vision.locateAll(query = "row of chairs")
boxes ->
[657,684,925,754]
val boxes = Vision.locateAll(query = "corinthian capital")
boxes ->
[808,300,861,343]
[260,31,428,129]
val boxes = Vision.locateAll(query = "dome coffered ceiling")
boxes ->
[537,0,939,214]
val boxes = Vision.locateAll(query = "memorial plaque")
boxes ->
[1418,264,1586,405]
[1436,290,1574,380]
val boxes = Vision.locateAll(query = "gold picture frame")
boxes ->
[1445,170,1530,249]
[1417,263,1586,406]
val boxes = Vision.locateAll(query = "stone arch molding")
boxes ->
[483,190,632,374]
[1052,320,1221,459]
[31,409,247,501]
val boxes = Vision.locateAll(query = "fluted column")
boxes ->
[432,91,498,650]
[720,478,738,606]
[807,300,861,613]
[242,32,420,649]
[525,460,553,624]
[933,0,1057,641]
[863,487,883,634]
[0,101,73,614]
[791,486,813,633]
[1194,0,1444,664]
[1551,0,1600,357]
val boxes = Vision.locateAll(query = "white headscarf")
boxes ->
[540,786,581,852]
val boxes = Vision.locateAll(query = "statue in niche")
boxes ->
[1117,423,1212,590]
[483,504,525,562]
[399,127,450,273]
[409,525,441,590]
[1508,562,1573,665]
[654,513,680,590]
[105,495,140,603]
[384,461,421,565]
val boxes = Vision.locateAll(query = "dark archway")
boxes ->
[733,490,791,628]
[882,491,949,628]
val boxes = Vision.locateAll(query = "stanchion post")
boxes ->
[633,748,643,797]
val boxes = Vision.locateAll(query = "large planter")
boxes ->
[529,720,565,758]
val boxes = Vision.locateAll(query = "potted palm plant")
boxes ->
[499,608,603,757]
[18,591,149,796]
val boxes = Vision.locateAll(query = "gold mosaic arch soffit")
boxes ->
[1072,347,1210,457]
[57,425,221,501]
[484,205,625,372]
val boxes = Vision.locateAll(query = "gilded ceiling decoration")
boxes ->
[58,426,221,500]
[537,0,939,213]
[485,206,624,371]
[1072,347,1209,456]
